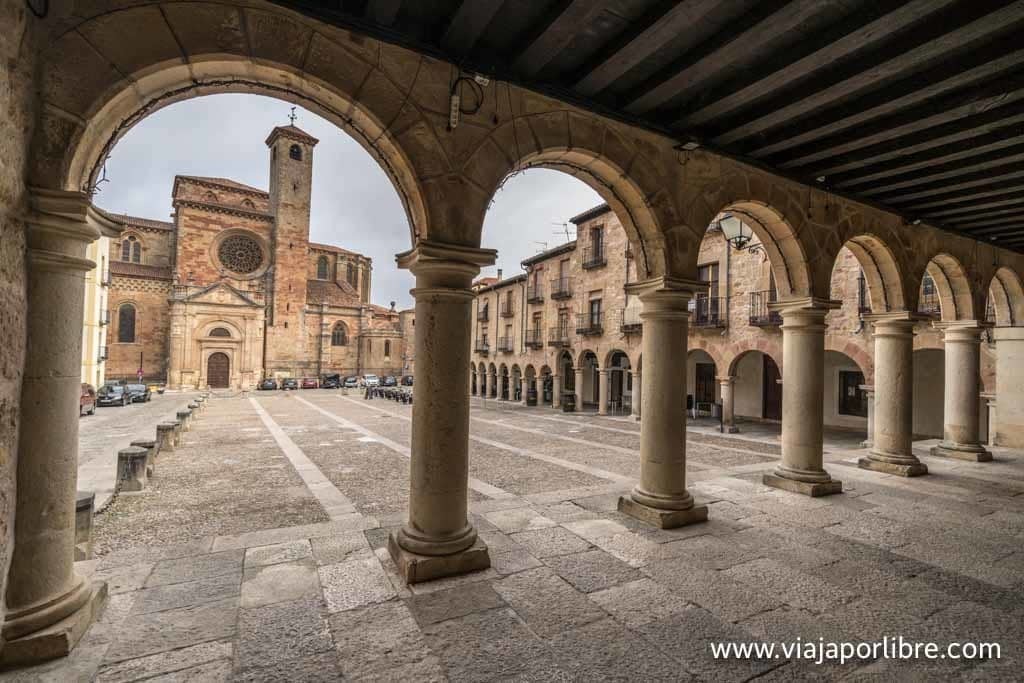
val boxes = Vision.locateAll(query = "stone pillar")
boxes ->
[632,370,642,421]
[717,376,738,433]
[598,369,610,415]
[763,298,843,496]
[177,409,192,432]
[618,277,708,528]
[981,392,996,447]
[859,313,927,477]
[552,374,561,408]
[520,377,528,405]
[490,372,497,398]
[157,422,177,451]
[388,241,495,583]
[117,447,149,492]
[931,322,991,461]
[994,327,1024,447]
[574,366,584,411]
[2,191,113,664]
[860,385,875,448]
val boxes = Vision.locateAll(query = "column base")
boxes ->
[0,581,107,669]
[930,442,992,462]
[617,496,708,529]
[762,473,842,497]
[387,533,490,584]
[860,439,873,448]
[723,425,740,434]
[858,456,928,477]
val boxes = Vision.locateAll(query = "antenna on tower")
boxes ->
[288,106,297,126]
[551,221,574,244]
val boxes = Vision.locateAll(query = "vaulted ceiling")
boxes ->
[274,0,1024,251]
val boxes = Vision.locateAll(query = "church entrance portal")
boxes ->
[207,353,230,388]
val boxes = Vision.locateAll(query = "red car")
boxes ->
[80,383,96,416]
[300,377,319,389]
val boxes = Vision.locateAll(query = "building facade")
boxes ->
[80,235,113,388]
[104,125,409,389]
[471,204,998,441]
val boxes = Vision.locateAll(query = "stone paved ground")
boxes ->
[9,392,1024,681]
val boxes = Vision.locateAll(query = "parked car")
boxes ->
[401,375,414,386]
[80,383,96,416]
[258,378,279,390]
[343,376,360,389]
[96,384,130,407]
[282,378,299,391]
[363,374,380,387]
[320,374,341,389]
[381,375,398,387]
[126,383,152,403]
[301,377,319,389]
[147,382,166,395]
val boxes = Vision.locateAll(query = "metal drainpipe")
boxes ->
[357,306,364,375]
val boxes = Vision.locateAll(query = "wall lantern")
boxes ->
[718,214,753,250]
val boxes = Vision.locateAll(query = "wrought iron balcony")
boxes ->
[690,294,728,328]
[500,301,514,318]
[749,290,782,326]
[550,277,573,300]
[496,336,514,352]
[100,309,110,326]
[474,339,490,354]
[576,313,603,336]
[918,290,941,317]
[97,346,108,361]
[985,297,996,324]
[477,307,489,322]
[524,328,544,348]
[620,308,642,334]
[527,284,543,304]
[548,326,571,347]
[582,245,606,269]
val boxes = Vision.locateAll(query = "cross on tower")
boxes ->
[288,107,297,126]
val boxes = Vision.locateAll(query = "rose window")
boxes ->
[218,234,263,274]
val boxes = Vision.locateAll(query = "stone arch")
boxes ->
[331,321,349,346]
[726,345,782,378]
[923,253,974,321]
[116,301,137,343]
[988,266,1024,326]
[317,255,330,281]
[687,341,726,374]
[201,320,242,339]
[32,2,436,245]
[576,349,599,368]
[119,232,144,263]
[603,349,631,370]
[834,234,906,313]
[825,337,874,384]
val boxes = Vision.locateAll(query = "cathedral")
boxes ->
[102,124,412,389]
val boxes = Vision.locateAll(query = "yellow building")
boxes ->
[81,235,114,389]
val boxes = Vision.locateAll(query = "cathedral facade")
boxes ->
[103,125,411,389]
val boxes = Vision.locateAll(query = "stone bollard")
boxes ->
[176,409,192,432]
[131,439,158,477]
[188,402,200,419]
[75,491,95,561]
[157,422,177,452]
[172,421,183,445]
[196,396,206,412]
[117,447,149,492]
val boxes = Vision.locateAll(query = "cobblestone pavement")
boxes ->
[78,391,199,509]
[14,391,1024,681]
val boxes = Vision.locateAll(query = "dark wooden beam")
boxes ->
[510,0,608,78]
[923,195,1024,219]
[969,225,1024,236]
[946,214,1024,230]
[874,167,1024,204]
[365,0,401,26]
[573,0,718,98]
[440,0,504,56]
[854,151,1024,198]
[714,1,1024,147]
[922,203,1024,224]
[836,142,1024,193]
[897,182,1024,212]
[677,0,957,128]
[626,0,822,116]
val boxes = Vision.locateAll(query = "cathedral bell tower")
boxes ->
[264,123,318,377]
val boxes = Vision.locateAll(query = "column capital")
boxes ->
[932,320,988,342]
[864,310,923,336]
[715,375,735,385]
[27,188,119,242]
[858,384,875,396]
[626,276,704,302]
[993,326,1024,342]
[768,296,840,315]
[396,240,497,281]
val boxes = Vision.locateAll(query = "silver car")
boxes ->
[363,374,380,387]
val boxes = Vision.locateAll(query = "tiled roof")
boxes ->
[176,175,269,196]
[306,279,360,307]
[310,242,360,257]
[93,207,174,231]
[110,261,173,280]
[570,202,611,225]
[521,240,576,267]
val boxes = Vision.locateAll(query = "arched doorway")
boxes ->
[913,348,945,438]
[207,352,230,389]
[605,351,631,413]
[729,350,783,422]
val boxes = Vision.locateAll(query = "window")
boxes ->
[589,298,602,326]
[317,256,329,280]
[121,235,141,263]
[204,191,218,203]
[209,327,231,338]
[289,144,302,160]
[838,371,867,417]
[241,198,256,209]
[857,269,870,313]
[117,303,136,343]
[346,262,356,287]
[217,233,264,274]
[384,340,391,358]
[697,263,719,299]
[591,226,604,252]
[331,323,348,346]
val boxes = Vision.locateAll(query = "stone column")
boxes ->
[618,277,708,528]
[632,370,642,421]
[520,377,528,405]
[763,298,843,496]
[859,313,928,477]
[552,373,561,408]
[994,327,1024,447]
[490,372,497,398]
[388,241,495,583]
[574,366,584,411]
[2,191,114,664]
[931,322,991,461]
[981,392,996,447]
[717,376,739,433]
[859,385,875,448]
[598,369,610,415]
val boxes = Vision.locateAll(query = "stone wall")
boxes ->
[108,224,174,268]
[0,0,39,645]
[107,276,172,381]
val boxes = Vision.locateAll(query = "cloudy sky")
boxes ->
[99,94,603,309]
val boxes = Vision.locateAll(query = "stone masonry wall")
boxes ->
[107,277,172,381]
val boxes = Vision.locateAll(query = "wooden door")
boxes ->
[763,355,782,420]
[207,352,230,388]
[695,363,716,404]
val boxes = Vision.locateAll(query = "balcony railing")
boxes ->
[527,284,543,303]
[620,308,642,334]
[500,301,514,318]
[548,326,571,347]
[690,294,728,328]
[100,309,111,326]
[474,339,490,354]
[576,313,604,336]
[550,277,573,300]
[477,307,490,322]
[582,245,606,269]
[524,328,544,348]
[496,336,514,352]
[749,290,782,326]
[985,297,996,324]
[97,345,108,361]
[918,290,941,317]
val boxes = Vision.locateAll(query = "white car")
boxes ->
[363,374,380,387]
